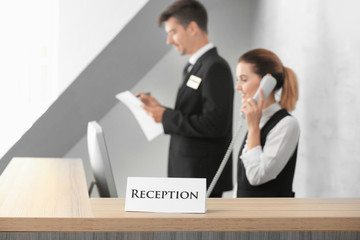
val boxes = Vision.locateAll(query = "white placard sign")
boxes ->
[125,177,207,213]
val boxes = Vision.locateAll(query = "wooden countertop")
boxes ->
[0,157,92,218]
[1,198,359,232]
[0,158,359,232]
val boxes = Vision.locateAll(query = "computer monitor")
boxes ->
[87,121,118,198]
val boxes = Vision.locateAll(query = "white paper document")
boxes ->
[116,91,164,141]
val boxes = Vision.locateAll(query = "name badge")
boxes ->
[125,177,207,213]
[186,75,202,90]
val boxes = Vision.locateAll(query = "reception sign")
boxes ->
[125,177,206,213]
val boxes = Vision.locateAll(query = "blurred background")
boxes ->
[1,0,359,198]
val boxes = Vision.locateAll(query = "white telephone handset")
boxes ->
[253,75,277,102]
[207,74,277,197]
[241,74,277,118]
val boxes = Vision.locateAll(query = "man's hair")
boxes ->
[158,0,208,33]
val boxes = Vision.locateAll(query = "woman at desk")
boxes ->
[236,48,300,197]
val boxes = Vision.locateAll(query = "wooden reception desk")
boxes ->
[0,157,92,218]
[1,198,360,232]
[0,158,359,240]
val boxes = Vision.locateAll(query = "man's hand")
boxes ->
[141,105,165,123]
[136,93,165,122]
[136,93,160,107]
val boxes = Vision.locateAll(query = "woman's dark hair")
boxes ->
[158,0,208,33]
[239,48,299,111]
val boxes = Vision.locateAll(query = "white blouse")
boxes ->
[240,102,300,186]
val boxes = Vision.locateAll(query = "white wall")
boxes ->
[0,0,58,159]
[59,0,148,93]
[65,0,252,197]
[250,0,360,197]
[0,1,149,163]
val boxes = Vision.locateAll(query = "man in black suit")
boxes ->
[138,0,233,197]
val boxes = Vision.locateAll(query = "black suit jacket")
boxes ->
[162,48,234,193]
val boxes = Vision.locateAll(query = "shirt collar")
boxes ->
[188,42,214,65]
[259,102,282,129]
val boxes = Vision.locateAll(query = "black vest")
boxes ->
[237,109,298,197]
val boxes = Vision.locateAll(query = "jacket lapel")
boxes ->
[175,48,218,108]
[175,61,203,108]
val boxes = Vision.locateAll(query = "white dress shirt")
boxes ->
[240,102,300,186]
[187,42,214,72]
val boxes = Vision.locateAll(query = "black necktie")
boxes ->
[183,62,192,78]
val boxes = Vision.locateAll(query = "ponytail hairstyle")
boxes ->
[238,48,299,111]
